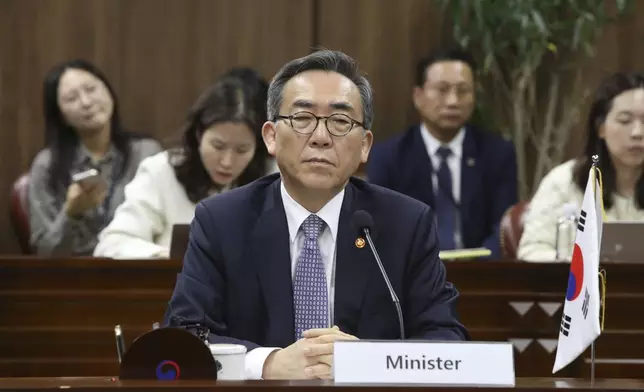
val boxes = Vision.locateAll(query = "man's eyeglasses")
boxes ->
[274,111,365,137]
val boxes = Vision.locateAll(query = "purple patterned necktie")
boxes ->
[293,214,328,340]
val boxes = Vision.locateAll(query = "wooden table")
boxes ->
[448,261,644,379]
[0,377,643,392]
[0,257,642,379]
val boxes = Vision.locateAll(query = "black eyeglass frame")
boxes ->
[274,111,366,137]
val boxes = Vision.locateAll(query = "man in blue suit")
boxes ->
[164,50,468,381]
[367,47,518,258]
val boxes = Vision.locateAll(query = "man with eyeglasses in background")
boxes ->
[164,49,468,381]
[367,47,518,258]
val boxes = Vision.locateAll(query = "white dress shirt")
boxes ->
[93,151,198,258]
[94,151,280,259]
[419,123,465,202]
[245,182,344,380]
[419,124,465,247]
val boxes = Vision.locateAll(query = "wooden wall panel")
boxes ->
[316,0,446,142]
[0,0,313,254]
[1,0,644,253]
[118,0,314,140]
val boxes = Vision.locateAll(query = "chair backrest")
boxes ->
[500,201,529,259]
[10,173,33,254]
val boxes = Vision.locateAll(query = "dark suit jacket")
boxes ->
[366,125,518,258]
[163,174,468,350]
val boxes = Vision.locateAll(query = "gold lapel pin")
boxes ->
[467,158,476,167]
[355,237,366,249]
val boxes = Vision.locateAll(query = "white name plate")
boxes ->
[333,340,515,386]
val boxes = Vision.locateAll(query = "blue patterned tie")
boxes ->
[293,214,328,340]
[435,146,457,250]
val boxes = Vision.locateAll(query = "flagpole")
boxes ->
[590,343,596,385]
[590,154,599,387]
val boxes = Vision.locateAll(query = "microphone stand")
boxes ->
[363,228,405,340]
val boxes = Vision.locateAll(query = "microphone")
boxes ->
[352,210,405,339]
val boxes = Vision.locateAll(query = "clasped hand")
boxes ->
[262,325,358,380]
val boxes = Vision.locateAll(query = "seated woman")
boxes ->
[224,67,278,173]
[518,71,644,262]
[93,72,269,258]
[29,59,162,256]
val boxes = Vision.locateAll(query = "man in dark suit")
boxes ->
[164,50,468,381]
[367,48,518,258]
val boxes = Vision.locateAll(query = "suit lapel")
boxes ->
[460,127,480,218]
[249,180,294,346]
[408,126,435,207]
[333,182,373,335]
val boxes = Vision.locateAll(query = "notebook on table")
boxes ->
[600,221,644,263]
[169,224,191,260]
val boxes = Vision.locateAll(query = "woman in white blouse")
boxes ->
[94,70,272,258]
[518,71,644,262]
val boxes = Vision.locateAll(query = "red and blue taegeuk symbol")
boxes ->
[566,243,584,301]
[156,360,180,380]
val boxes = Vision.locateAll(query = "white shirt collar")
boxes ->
[280,181,344,244]
[420,123,466,159]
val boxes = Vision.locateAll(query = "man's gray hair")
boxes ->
[267,50,374,130]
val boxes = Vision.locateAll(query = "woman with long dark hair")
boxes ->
[518,71,644,262]
[28,59,161,256]
[94,69,272,258]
